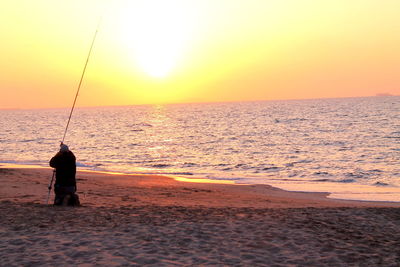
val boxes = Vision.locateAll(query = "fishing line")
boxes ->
[62,19,101,143]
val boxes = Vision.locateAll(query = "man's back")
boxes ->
[50,151,76,187]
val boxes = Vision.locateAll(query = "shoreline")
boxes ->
[1,162,399,203]
[0,163,399,208]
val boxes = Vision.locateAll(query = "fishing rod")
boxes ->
[46,20,101,205]
[62,21,101,143]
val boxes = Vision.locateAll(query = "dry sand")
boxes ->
[1,166,399,266]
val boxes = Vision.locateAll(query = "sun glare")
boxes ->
[116,0,195,78]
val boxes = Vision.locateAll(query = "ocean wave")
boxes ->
[338,179,356,183]
[374,181,390,186]
[182,162,198,167]
[128,143,141,147]
[169,172,194,176]
[345,172,367,179]
[234,163,251,169]
[313,171,331,176]
[313,179,331,182]
[130,122,153,127]
[262,166,282,172]
[76,162,96,168]
[150,164,172,168]
[310,178,356,183]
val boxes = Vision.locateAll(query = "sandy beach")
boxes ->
[1,166,399,266]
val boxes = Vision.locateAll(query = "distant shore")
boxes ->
[1,166,400,265]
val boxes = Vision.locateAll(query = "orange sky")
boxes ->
[0,0,399,109]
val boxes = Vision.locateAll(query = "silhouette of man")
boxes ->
[49,143,79,206]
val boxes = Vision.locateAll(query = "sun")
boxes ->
[116,0,196,78]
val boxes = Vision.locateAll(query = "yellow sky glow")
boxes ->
[0,0,399,109]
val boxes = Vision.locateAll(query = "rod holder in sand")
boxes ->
[46,169,56,205]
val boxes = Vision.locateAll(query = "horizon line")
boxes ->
[1,94,398,111]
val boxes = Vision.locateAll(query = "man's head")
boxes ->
[60,143,69,152]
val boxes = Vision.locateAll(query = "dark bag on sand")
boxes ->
[68,193,80,206]
[54,193,80,206]
[54,185,80,206]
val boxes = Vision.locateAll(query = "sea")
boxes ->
[1,96,399,201]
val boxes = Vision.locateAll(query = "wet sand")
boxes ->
[1,167,399,266]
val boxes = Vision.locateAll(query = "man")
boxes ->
[49,143,80,206]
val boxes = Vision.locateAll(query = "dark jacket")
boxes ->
[49,151,76,187]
